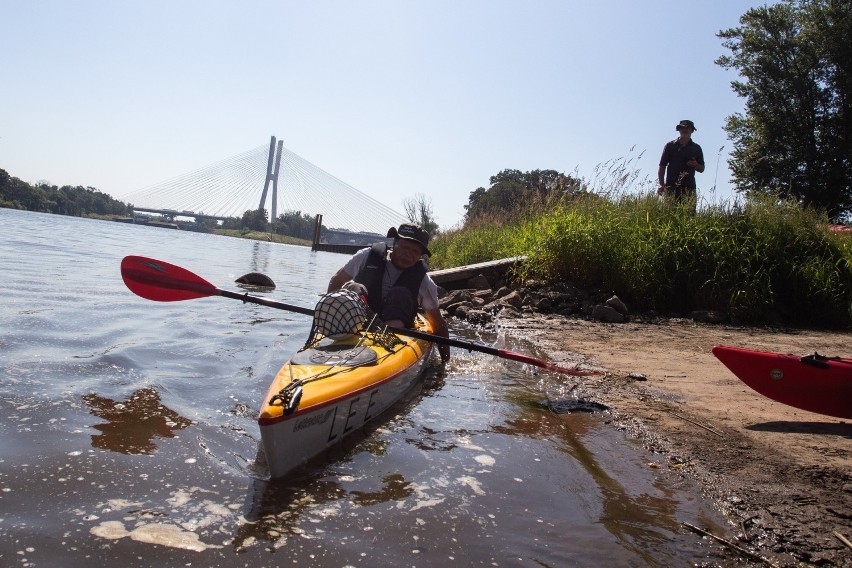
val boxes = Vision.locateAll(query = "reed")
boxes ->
[431,188,852,328]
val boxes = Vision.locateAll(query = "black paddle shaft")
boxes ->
[219,289,315,316]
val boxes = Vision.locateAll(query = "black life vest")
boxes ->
[354,242,427,314]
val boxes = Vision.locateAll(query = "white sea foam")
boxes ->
[474,454,495,466]
[91,520,223,551]
[458,476,485,496]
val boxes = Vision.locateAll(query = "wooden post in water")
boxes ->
[311,214,323,251]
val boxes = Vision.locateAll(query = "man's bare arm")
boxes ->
[327,267,352,293]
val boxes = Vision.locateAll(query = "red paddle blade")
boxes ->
[121,256,220,302]
[496,349,600,376]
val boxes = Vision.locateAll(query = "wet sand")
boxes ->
[500,314,852,567]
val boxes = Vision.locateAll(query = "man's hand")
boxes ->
[424,308,450,364]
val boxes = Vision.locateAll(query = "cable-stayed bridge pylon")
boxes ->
[122,137,407,234]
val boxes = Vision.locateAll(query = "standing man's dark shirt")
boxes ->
[658,119,705,201]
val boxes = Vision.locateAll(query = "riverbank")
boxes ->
[498,314,851,567]
[210,229,311,246]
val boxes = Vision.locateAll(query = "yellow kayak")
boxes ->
[258,316,434,478]
[118,256,438,478]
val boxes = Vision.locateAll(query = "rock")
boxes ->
[439,289,472,311]
[467,274,491,290]
[494,286,513,299]
[497,306,521,318]
[454,304,471,319]
[448,301,473,317]
[592,304,625,323]
[235,272,276,288]
[534,296,553,312]
[605,295,629,316]
[580,299,596,316]
[454,305,491,324]
[501,290,525,309]
[466,309,492,324]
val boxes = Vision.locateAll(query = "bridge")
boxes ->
[121,137,407,236]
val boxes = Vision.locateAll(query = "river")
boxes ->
[0,208,728,567]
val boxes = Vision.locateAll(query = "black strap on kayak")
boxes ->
[801,352,835,369]
[268,327,413,415]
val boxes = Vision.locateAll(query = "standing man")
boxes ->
[658,119,705,204]
[327,223,450,363]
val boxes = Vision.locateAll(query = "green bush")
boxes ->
[431,192,852,328]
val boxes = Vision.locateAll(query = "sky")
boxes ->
[2,1,769,229]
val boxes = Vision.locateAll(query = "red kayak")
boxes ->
[712,345,852,420]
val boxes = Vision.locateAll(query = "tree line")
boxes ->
[0,168,323,239]
[0,168,133,217]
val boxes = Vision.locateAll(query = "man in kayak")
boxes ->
[327,222,450,363]
[658,119,705,205]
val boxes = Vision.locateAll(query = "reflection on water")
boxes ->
[249,240,271,276]
[234,470,421,552]
[235,477,343,551]
[83,387,192,454]
[494,383,694,564]
[555,412,681,563]
[350,472,414,505]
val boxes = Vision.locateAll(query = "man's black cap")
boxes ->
[388,223,431,256]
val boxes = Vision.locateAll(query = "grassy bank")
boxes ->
[213,229,312,247]
[430,193,852,328]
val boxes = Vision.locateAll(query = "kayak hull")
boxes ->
[258,321,434,478]
[712,345,852,419]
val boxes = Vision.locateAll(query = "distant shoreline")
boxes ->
[90,212,313,247]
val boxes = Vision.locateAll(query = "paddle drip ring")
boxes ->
[305,289,368,348]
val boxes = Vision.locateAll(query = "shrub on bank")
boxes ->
[430,193,852,328]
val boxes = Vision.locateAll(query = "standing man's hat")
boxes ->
[388,223,431,256]
[676,119,697,131]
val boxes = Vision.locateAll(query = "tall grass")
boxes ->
[431,191,852,328]
[428,197,549,268]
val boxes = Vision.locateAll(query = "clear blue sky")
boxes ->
[2,1,768,229]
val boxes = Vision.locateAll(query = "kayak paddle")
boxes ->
[121,255,599,377]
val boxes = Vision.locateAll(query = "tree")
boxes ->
[464,169,582,220]
[402,193,439,236]
[717,0,852,220]
[240,208,268,231]
[272,210,317,240]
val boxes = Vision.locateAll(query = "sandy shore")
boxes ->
[499,314,852,567]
